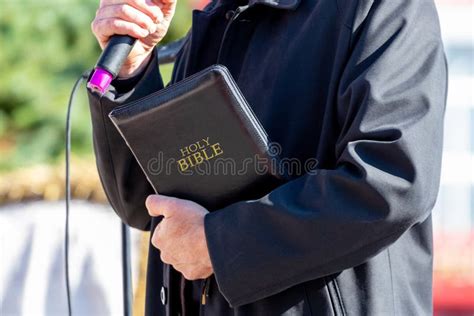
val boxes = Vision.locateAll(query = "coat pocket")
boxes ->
[303,276,346,316]
[325,276,346,316]
[230,283,313,316]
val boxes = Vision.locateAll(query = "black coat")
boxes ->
[87,0,447,315]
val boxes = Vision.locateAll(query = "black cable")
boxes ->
[64,70,90,316]
[122,223,133,316]
[65,70,133,316]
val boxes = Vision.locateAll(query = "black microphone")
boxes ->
[87,35,137,94]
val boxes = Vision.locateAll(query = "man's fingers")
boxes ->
[145,194,182,217]
[152,0,174,5]
[152,0,177,13]
[152,223,170,252]
[92,18,150,45]
[100,0,162,22]
[96,4,158,33]
[151,223,163,249]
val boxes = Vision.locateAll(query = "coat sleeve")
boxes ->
[203,0,448,307]
[87,48,163,230]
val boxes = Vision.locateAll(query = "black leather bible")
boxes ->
[109,65,286,210]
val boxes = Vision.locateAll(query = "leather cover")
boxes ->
[108,65,286,210]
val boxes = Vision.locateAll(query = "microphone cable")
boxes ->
[64,69,133,316]
[64,70,91,316]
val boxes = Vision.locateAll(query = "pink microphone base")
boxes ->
[87,68,113,95]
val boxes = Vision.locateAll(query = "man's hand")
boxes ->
[146,194,214,280]
[91,0,177,78]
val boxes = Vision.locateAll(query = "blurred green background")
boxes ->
[0,0,192,170]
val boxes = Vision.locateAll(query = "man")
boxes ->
[88,0,447,315]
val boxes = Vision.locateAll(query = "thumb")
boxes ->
[153,0,177,20]
[145,194,179,217]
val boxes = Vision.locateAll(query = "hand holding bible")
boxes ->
[146,194,214,280]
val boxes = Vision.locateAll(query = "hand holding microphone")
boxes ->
[89,0,176,93]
